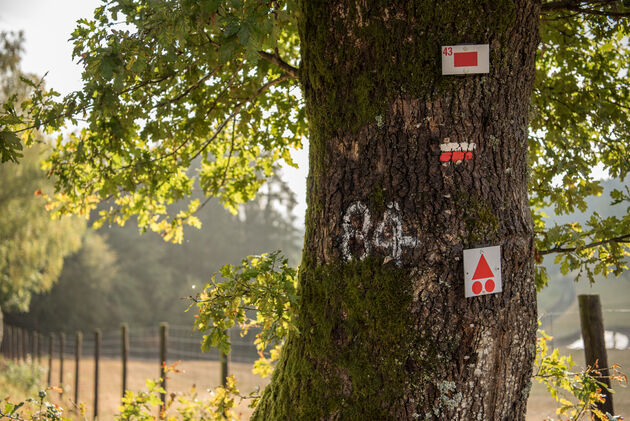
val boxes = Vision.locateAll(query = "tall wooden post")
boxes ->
[59,332,65,395]
[121,324,129,397]
[75,331,82,405]
[159,323,168,417]
[94,329,101,420]
[47,333,54,386]
[578,294,614,418]
[220,352,229,387]
[220,330,229,388]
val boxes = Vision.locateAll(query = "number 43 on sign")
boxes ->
[442,44,489,75]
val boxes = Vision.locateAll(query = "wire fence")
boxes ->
[0,323,260,364]
[0,321,261,419]
[2,304,629,419]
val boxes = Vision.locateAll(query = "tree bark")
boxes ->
[254,1,540,420]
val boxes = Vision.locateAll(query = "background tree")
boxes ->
[0,32,85,343]
[0,146,83,313]
[1,1,629,419]
[8,174,302,332]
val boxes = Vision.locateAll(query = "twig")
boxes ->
[257,50,299,79]
[538,233,630,255]
[541,0,630,16]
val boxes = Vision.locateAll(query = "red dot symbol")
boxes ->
[472,281,483,295]
[485,279,495,292]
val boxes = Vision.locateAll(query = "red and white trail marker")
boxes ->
[442,44,489,75]
[464,245,502,298]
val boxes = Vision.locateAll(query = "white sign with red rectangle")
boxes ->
[463,245,502,298]
[442,44,489,75]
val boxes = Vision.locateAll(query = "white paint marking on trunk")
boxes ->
[341,201,372,262]
[341,201,420,265]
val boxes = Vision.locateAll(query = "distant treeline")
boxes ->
[7,175,303,333]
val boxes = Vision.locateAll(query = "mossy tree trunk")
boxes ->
[254,1,540,419]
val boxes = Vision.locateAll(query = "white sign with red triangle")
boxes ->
[463,245,502,298]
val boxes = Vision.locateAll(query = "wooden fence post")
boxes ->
[37,333,42,364]
[13,327,18,361]
[6,325,13,360]
[22,328,29,362]
[121,324,129,398]
[159,322,168,417]
[17,328,23,362]
[47,333,54,386]
[75,331,82,405]
[32,331,38,365]
[94,329,101,421]
[1,324,7,359]
[14,327,19,362]
[578,294,614,418]
[59,332,65,396]
[220,330,229,387]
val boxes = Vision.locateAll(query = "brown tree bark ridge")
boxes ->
[254,1,540,419]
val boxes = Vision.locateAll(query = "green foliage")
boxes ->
[115,370,242,420]
[0,144,84,312]
[0,387,68,421]
[193,251,298,360]
[0,32,85,313]
[533,330,627,421]
[0,359,45,399]
[0,31,28,164]
[2,1,305,242]
[531,12,630,288]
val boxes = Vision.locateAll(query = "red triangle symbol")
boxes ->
[472,254,494,280]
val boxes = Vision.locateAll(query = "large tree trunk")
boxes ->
[253,1,540,419]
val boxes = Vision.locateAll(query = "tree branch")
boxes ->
[541,0,630,17]
[190,72,293,162]
[258,50,299,79]
[539,233,630,255]
[542,0,611,10]
[155,66,221,108]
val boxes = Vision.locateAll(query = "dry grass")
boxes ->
[10,350,629,420]
[44,357,269,420]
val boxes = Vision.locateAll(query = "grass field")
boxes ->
[3,350,628,420]
[42,357,270,420]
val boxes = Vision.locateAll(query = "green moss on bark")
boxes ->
[252,258,417,420]
[299,0,517,141]
[455,192,500,245]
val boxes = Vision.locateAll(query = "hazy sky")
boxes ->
[0,0,309,225]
